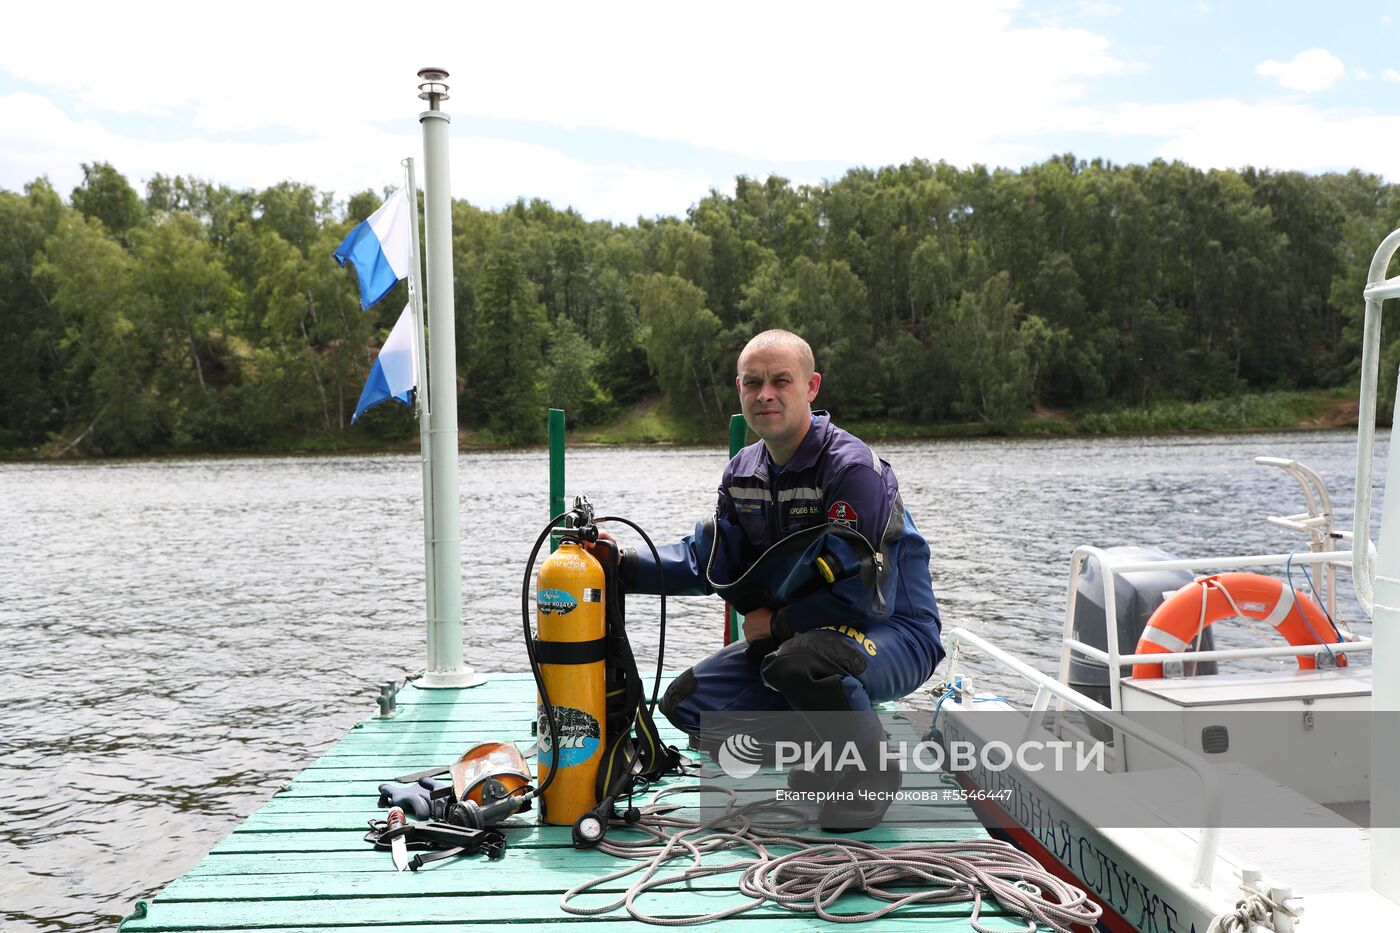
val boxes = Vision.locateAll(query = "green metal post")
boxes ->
[728,413,749,455]
[726,413,748,644]
[549,409,566,550]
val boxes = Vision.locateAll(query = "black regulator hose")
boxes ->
[570,515,669,848]
[595,515,667,716]
[519,509,578,803]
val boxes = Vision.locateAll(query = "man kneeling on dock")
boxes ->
[604,329,944,831]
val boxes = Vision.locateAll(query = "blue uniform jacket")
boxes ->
[625,412,944,678]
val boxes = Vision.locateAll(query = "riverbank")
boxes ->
[573,388,1359,444]
[1,388,1362,461]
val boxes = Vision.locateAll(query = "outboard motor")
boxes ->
[1069,545,1217,711]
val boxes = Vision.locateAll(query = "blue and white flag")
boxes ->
[333,188,413,311]
[352,303,418,423]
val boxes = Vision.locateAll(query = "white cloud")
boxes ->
[1355,69,1370,80]
[1105,97,1400,180]
[1255,48,1346,93]
[5,1,1400,222]
[0,1,1132,185]
[0,91,712,222]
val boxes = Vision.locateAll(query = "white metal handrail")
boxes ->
[1066,638,1370,667]
[1255,456,1339,622]
[1352,228,1400,619]
[944,626,1224,887]
[1059,545,1357,714]
[1075,549,1348,574]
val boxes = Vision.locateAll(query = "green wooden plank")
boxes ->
[256,772,978,821]
[343,714,537,729]
[275,767,474,784]
[303,751,716,770]
[361,708,686,730]
[187,826,1000,877]
[303,756,475,771]
[254,789,978,819]
[232,810,982,835]
[389,674,683,706]
[164,850,764,900]
[322,734,694,756]
[379,691,683,710]
[211,829,582,854]
[210,817,992,855]
[326,726,693,747]
[250,798,395,816]
[240,781,978,823]
[368,707,539,725]
[210,831,384,854]
[330,717,537,739]
[316,745,517,761]
[231,794,983,832]
[124,920,1042,933]
[121,891,1023,930]
[264,784,370,798]
[273,771,695,799]
[400,674,536,688]
[344,721,540,736]
[392,669,680,697]
[282,785,963,820]
[303,755,510,771]
[390,693,537,708]
[162,849,1036,901]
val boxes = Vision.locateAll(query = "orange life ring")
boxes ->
[1131,572,1346,679]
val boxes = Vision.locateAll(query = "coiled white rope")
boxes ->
[560,784,1103,930]
[1206,884,1298,933]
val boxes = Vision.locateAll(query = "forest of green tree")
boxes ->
[2,156,1397,455]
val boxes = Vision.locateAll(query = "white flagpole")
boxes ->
[415,67,482,687]
[403,158,436,638]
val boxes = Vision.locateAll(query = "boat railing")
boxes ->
[1059,545,1373,717]
[1255,456,1342,624]
[942,626,1225,888]
[1352,227,1400,620]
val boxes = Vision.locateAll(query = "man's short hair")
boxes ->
[739,329,816,377]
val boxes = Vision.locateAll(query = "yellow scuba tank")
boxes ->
[534,539,607,825]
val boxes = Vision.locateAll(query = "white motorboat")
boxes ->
[929,229,1400,932]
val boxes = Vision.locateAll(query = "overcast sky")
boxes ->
[4,1,1400,222]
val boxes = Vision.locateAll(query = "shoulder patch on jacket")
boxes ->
[828,501,858,526]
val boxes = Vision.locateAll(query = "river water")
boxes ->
[0,429,1381,930]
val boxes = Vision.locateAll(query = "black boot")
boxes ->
[786,762,840,794]
[817,739,902,833]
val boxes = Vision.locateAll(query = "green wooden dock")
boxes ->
[120,673,1051,931]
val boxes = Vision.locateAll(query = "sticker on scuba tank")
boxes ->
[536,705,601,767]
[582,588,602,603]
[537,588,578,616]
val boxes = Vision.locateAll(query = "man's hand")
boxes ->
[581,529,618,558]
[742,607,774,642]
